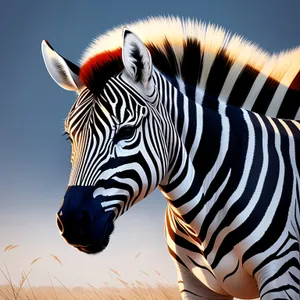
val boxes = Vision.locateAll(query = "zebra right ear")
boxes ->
[41,40,84,92]
[122,28,153,89]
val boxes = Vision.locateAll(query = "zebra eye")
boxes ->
[115,126,135,142]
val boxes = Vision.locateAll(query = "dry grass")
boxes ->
[0,244,258,300]
[0,285,181,300]
[0,244,181,300]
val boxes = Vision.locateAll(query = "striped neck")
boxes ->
[158,72,237,234]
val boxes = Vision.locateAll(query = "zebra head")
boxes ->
[41,30,170,254]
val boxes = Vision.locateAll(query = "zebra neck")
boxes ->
[159,77,234,225]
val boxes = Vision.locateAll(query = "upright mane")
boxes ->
[79,16,300,119]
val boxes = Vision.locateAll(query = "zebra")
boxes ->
[41,16,300,299]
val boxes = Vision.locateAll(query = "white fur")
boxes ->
[80,16,300,91]
[41,40,83,92]
[122,29,152,88]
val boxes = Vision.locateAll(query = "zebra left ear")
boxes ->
[122,28,152,88]
[41,40,84,92]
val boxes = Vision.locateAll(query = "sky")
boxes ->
[0,0,300,289]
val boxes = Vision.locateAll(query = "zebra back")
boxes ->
[80,16,300,120]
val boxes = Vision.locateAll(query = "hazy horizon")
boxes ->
[1,0,300,290]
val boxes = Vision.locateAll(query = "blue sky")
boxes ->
[0,0,299,288]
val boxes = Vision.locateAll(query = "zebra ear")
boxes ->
[41,40,84,92]
[122,28,152,88]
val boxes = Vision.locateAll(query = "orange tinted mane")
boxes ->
[80,48,123,94]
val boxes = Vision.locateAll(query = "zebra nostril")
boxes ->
[79,210,92,230]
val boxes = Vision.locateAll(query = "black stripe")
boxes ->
[161,152,189,193]
[174,216,192,236]
[201,94,219,116]
[251,76,279,115]
[166,211,201,254]
[180,38,203,88]
[143,122,160,189]
[192,106,222,190]
[252,233,298,276]
[188,256,216,279]
[209,114,275,267]
[198,166,232,242]
[295,183,300,234]
[180,289,199,297]
[195,107,245,244]
[185,92,200,154]
[69,99,95,136]
[106,80,126,116]
[147,38,179,78]
[184,84,196,102]
[284,290,295,300]
[203,49,233,110]
[163,38,180,77]
[223,260,239,282]
[287,121,300,174]
[227,64,259,108]
[172,174,201,209]
[167,246,188,270]
[289,271,300,285]
[182,192,205,223]
[259,257,300,296]
[242,118,294,264]
[176,88,185,136]
[169,78,178,128]
[200,109,251,251]
[261,285,299,299]
[277,71,300,119]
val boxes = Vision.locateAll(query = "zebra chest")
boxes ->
[167,206,260,297]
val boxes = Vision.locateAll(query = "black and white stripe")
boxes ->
[42,18,300,299]
[154,69,300,299]
[65,75,170,219]
[63,67,299,298]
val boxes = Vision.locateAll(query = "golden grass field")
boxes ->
[0,244,182,300]
[0,285,182,300]
[0,244,259,300]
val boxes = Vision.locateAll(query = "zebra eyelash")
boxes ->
[62,132,71,141]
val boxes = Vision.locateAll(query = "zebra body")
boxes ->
[41,17,300,299]
[158,72,300,298]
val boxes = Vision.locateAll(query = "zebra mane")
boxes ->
[79,16,300,116]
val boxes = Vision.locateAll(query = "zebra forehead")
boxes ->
[79,16,300,88]
[66,86,139,131]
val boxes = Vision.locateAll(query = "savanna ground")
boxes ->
[0,245,259,300]
[0,285,181,300]
[0,244,181,300]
